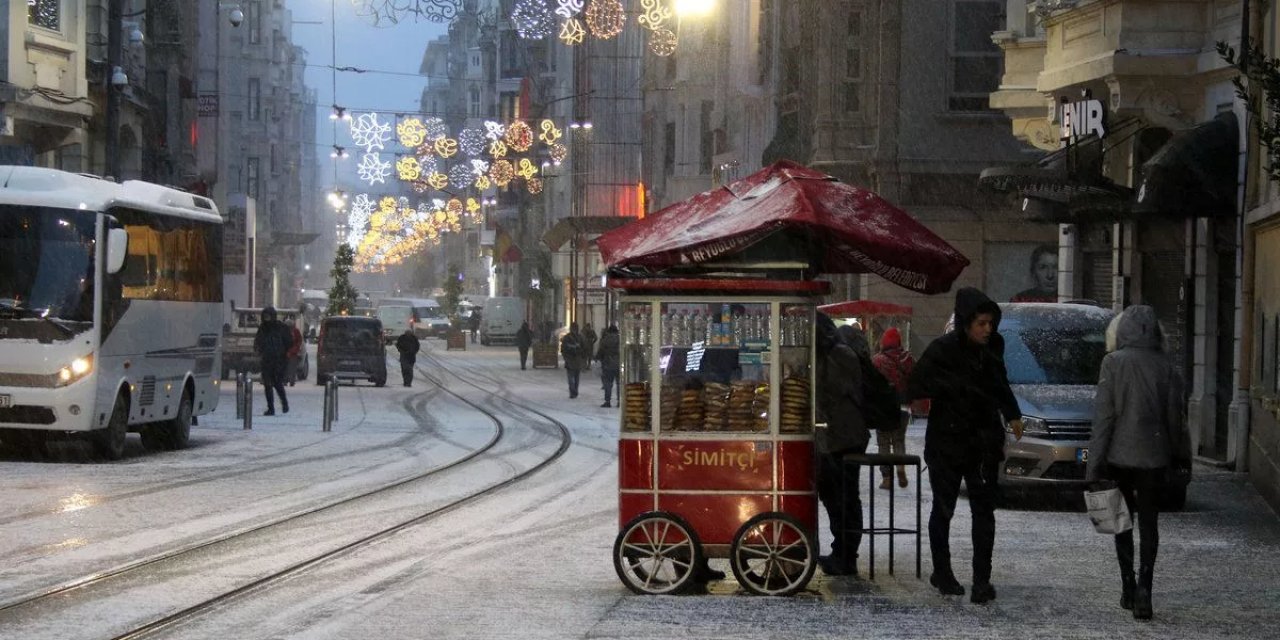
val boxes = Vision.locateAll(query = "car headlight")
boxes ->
[56,354,94,387]
[1009,415,1050,437]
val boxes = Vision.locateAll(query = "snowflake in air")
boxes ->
[357,152,392,185]
[350,113,392,152]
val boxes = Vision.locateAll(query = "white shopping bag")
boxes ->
[1084,486,1133,535]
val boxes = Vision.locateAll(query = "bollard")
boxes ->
[243,377,254,430]
[322,378,333,432]
[234,372,245,420]
[332,378,339,422]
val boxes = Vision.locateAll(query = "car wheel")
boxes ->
[142,388,192,451]
[374,375,386,387]
[92,392,129,461]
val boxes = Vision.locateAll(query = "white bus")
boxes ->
[0,167,224,459]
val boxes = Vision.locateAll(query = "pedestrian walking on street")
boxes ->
[581,323,598,372]
[872,326,915,489]
[596,325,620,407]
[907,287,1022,603]
[515,321,534,370]
[395,328,421,387]
[468,311,481,344]
[285,319,303,386]
[561,322,585,398]
[1085,305,1189,621]
[253,306,292,416]
[814,313,870,577]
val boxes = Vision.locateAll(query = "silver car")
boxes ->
[996,303,1114,489]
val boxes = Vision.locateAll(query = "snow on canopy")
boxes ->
[596,160,970,294]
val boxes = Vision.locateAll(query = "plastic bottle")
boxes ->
[732,312,745,347]
[638,310,649,345]
[692,310,706,346]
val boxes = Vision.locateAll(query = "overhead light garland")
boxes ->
[585,0,626,39]
[505,121,534,152]
[512,0,556,39]
[458,128,488,156]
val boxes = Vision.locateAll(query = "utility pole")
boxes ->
[105,0,124,180]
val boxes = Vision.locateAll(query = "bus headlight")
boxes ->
[57,355,94,386]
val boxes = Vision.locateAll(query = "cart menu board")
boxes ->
[619,299,814,435]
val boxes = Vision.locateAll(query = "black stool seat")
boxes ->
[838,451,923,579]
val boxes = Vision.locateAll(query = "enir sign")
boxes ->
[1060,99,1106,141]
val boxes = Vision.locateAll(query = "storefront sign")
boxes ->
[1060,99,1106,141]
[198,94,219,117]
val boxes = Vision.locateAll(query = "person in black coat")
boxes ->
[907,287,1023,603]
[814,313,871,576]
[560,323,585,398]
[515,321,534,370]
[395,329,421,387]
[253,306,292,415]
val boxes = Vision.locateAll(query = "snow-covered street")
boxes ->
[1,341,1278,639]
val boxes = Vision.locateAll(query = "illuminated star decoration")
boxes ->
[539,119,563,145]
[489,140,509,158]
[357,152,392,185]
[396,156,422,181]
[512,0,556,39]
[505,121,534,152]
[559,17,586,45]
[396,117,428,147]
[350,112,393,152]
[585,0,625,40]
[458,128,488,156]
[474,174,492,190]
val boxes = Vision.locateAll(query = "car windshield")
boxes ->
[378,306,411,321]
[0,205,96,336]
[414,306,440,319]
[1001,309,1111,385]
[324,321,380,348]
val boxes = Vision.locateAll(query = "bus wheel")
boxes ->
[92,394,129,461]
[143,388,192,451]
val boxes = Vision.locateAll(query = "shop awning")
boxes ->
[818,300,913,318]
[596,160,971,295]
[1134,112,1239,219]
[542,215,636,251]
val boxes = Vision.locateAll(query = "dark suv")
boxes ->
[316,316,388,386]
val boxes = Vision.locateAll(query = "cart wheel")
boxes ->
[613,511,703,595]
[729,512,817,596]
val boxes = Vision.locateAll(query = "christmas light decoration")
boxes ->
[484,121,506,141]
[474,174,492,190]
[458,128,488,156]
[427,172,449,190]
[415,153,438,176]
[517,157,539,179]
[649,27,678,56]
[434,137,459,158]
[448,163,475,188]
[396,117,429,147]
[489,159,515,187]
[526,177,544,194]
[357,152,392,185]
[638,0,672,31]
[505,121,534,152]
[559,17,586,45]
[396,156,423,181]
[350,113,392,152]
[350,1,462,26]
[489,140,509,159]
[466,198,481,215]
[470,159,491,176]
[549,142,569,163]
[350,194,375,220]
[446,198,464,217]
[423,117,449,141]
[512,0,555,39]
[378,197,398,213]
[556,0,584,17]
[585,0,625,39]
[411,178,432,194]
[539,119,563,145]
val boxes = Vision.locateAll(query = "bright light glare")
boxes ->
[674,0,715,16]
[70,357,91,375]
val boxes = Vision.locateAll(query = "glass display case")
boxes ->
[619,297,813,436]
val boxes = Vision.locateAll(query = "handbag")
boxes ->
[1084,483,1133,535]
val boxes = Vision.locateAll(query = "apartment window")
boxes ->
[246,157,261,203]
[499,92,518,122]
[28,0,59,31]
[949,0,1002,112]
[270,144,278,174]
[664,122,676,176]
[248,1,262,45]
[470,86,482,117]
[699,101,714,175]
[247,78,261,121]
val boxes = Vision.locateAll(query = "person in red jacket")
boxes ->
[285,319,303,387]
[871,327,914,489]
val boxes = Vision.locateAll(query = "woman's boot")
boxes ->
[1133,564,1154,620]
[1116,533,1136,610]
[897,465,909,488]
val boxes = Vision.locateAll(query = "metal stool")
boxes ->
[840,452,922,579]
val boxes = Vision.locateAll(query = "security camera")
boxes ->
[229,7,244,28]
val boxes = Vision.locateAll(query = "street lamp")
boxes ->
[674,0,716,16]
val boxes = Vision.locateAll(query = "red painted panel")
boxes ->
[777,441,815,492]
[619,492,655,528]
[658,494,772,546]
[657,440,774,491]
[778,494,819,531]
[618,439,654,490]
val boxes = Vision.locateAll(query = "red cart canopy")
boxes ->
[597,161,970,294]
[818,300,913,318]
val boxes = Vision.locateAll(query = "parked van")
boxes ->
[480,296,525,345]
[376,305,414,343]
[381,297,450,338]
[316,316,387,386]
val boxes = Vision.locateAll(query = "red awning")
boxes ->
[596,161,970,294]
[818,300,913,318]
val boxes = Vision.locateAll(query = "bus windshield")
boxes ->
[0,205,96,333]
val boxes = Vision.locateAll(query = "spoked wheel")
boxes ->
[613,511,703,595]
[729,512,817,596]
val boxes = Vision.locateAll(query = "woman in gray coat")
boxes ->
[1085,305,1190,621]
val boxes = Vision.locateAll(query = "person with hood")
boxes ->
[581,323,598,372]
[595,325,621,407]
[515,321,534,370]
[907,287,1022,603]
[814,313,871,576]
[873,327,915,489]
[285,319,304,386]
[395,328,421,387]
[561,322,585,398]
[253,306,292,416]
[468,310,481,343]
[1085,305,1188,621]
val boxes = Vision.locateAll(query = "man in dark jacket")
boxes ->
[907,287,1022,603]
[468,311,480,343]
[595,325,621,407]
[253,306,292,416]
[814,313,871,576]
[515,321,534,370]
[561,323,584,398]
[581,323,598,371]
[395,328,421,387]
